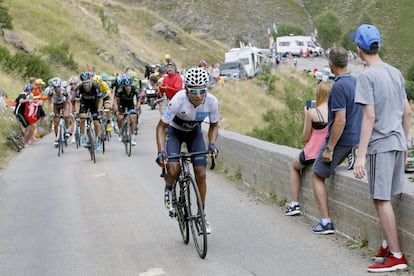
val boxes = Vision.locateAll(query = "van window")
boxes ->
[296,40,305,46]
[239,58,249,65]
[279,42,290,47]
[221,62,238,70]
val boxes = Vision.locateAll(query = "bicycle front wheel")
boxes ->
[123,124,131,157]
[87,128,95,163]
[175,183,189,244]
[185,176,207,259]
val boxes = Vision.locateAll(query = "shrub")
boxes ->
[0,0,13,29]
[39,43,78,71]
[248,76,314,148]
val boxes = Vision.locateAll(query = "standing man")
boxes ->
[311,46,362,234]
[159,61,183,100]
[352,24,410,273]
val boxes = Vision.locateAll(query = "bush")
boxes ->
[248,77,314,148]
[0,0,13,29]
[406,62,414,100]
[39,43,78,71]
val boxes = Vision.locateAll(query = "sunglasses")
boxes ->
[188,88,207,95]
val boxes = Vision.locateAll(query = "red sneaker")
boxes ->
[371,245,389,262]
[368,253,407,273]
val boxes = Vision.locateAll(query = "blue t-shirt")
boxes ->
[326,73,362,146]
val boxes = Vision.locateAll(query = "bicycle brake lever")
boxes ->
[210,156,216,170]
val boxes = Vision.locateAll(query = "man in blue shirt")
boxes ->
[311,46,362,234]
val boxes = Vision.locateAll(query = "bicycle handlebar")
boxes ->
[159,151,216,178]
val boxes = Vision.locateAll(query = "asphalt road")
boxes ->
[0,105,392,275]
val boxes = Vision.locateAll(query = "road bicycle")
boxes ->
[85,112,96,163]
[161,151,215,259]
[55,109,68,157]
[119,110,132,157]
[2,129,25,152]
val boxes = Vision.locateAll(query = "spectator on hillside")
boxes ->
[311,46,362,234]
[159,61,183,100]
[352,24,410,273]
[285,81,332,216]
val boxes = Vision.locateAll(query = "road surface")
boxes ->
[0,105,394,275]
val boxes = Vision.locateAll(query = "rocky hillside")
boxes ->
[1,0,413,87]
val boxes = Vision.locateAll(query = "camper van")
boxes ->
[224,44,269,78]
[276,35,323,57]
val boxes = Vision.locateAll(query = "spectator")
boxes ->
[285,81,332,216]
[15,84,38,147]
[352,24,410,273]
[159,61,183,100]
[311,46,362,234]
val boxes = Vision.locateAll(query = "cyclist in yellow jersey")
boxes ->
[93,75,113,132]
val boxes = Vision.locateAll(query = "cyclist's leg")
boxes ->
[52,104,62,137]
[187,129,208,205]
[63,102,71,134]
[104,98,112,131]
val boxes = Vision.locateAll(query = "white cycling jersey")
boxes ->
[161,89,219,132]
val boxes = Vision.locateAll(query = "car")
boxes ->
[314,64,335,82]
[220,60,248,80]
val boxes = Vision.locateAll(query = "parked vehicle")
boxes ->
[143,81,158,109]
[224,43,269,78]
[276,35,323,57]
[220,60,248,80]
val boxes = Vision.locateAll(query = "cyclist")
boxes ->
[67,76,79,143]
[74,71,103,151]
[47,77,70,147]
[155,67,219,234]
[113,75,140,146]
[93,74,113,133]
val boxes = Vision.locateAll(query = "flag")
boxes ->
[273,22,278,34]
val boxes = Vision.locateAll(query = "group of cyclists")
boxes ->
[36,69,144,151]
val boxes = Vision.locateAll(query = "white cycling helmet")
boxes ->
[51,77,61,88]
[185,67,209,87]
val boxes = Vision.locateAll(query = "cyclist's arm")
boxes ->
[113,96,119,113]
[156,119,168,152]
[208,122,219,144]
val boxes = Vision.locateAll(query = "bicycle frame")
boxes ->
[161,150,215,259]
[120,110,132,157]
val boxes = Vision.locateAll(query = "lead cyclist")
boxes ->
[155,67,219,234]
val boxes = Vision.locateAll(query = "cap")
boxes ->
[166,61,176,67]
[349,24,381,51]
[164,54,171,59]
[24,84,32,91]
[35,78,45,85]
[158,66,166,74]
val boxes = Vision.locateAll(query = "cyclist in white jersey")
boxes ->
[156,67,219,234]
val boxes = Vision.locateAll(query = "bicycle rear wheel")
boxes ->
[185,176,207,258]
[175,183,189,244]
[75,125,80,149]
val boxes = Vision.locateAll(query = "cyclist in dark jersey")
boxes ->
[74,71,103,151]
[113,75,140,146]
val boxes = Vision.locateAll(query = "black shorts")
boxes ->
[166,126,207,167]
[37,105,46,118]
[79,102,99,119]
[16,113,29,128]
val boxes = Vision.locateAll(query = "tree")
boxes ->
[314,11,342,48]
[274,23,305,37]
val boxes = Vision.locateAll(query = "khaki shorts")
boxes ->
[367,151,405,200]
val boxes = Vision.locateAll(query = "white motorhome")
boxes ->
[224,43,269,78]
[276,35,323,57]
